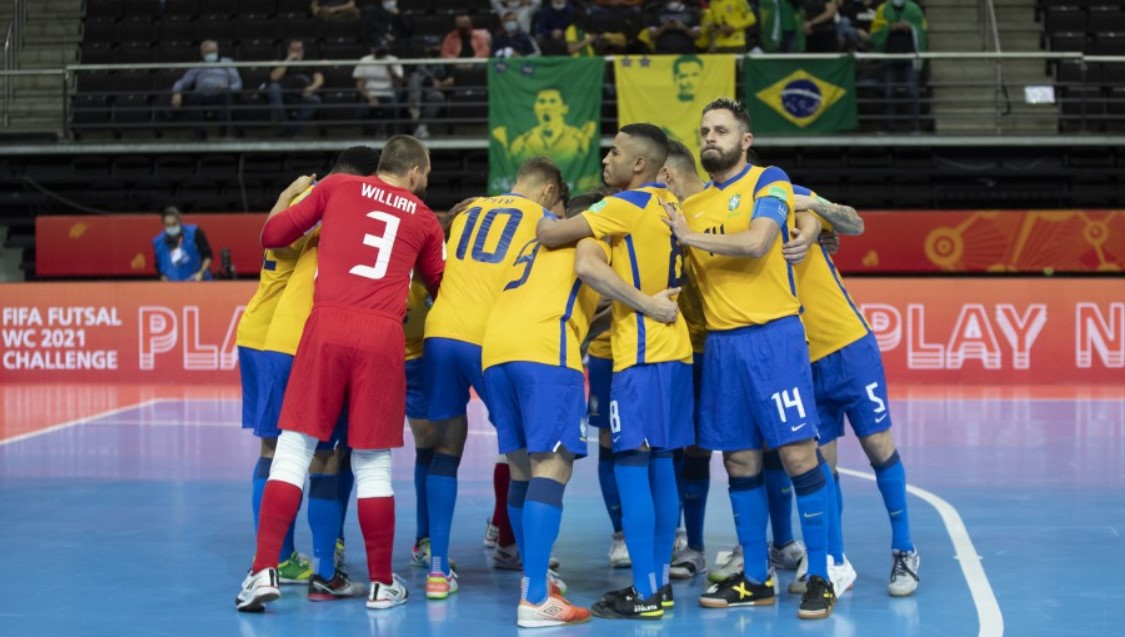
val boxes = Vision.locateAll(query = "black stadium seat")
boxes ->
[239,20,280,43]
[1050,31,1088,51]
[159,20,201,44]
[239,0,278,17]
[122,0,158,17]
[1093,33,1125,56]
[1044,6,1087,34]
[86,0,124,20]
[1089,7,1125,33]
[162,0,201,19]
[410,14,455,38]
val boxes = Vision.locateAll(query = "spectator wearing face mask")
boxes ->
[267,39,324,137]
[354,39,405,133]
[154,207,212,282]
[407,36,454,139]
[493,11,542,57]
[362,0,412,46]
[491,0,541,34]
[169,40,242,138]
[442,14,493,59]
[644,1,702,54]
[838,0,878,51]
[538,0,576,42]
[871,0,928,132]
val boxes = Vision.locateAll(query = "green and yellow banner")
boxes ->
[745,57,858,134]
[488,57,604,195]
[615,54,736,177]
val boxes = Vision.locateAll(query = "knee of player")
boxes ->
[722,449,763,477]
[776,439,820,476]
[353,449,395,498]
[860,430,896,465]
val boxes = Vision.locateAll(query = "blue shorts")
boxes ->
[609,361,695,453]
[238,346,268,431]
[423,337,488,421]
[812,333,892,444]
[255,349,343,450]
[692,352,704,436]
[698,315,821,451]
[484,362,588,457]
[405,357,426,421]
[586,355,613,428]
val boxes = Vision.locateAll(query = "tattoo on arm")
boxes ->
[810,199,864,235]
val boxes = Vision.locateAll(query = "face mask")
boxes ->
[892,0,905,7]
[203,52,218,63]
[166,225,182,237]
[383,0,396,9]
[504,21,519,34]
[552,0,567,7]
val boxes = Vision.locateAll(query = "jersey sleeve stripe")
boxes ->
[821,245,871,332]
[623,235,646,366]
[559,279,584,367]
[781,224,797,298]
[610,189,654,210]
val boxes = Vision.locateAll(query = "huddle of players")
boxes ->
[232,98,921,627]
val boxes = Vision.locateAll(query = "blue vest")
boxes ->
[153,224,211,281]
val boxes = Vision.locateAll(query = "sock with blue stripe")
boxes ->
[615,451,658,597]
[792,462,829,581]
[253,457,297,562]
[308,473,341,579]
[873,451,914,552]
[728,473,769,583]
[507,479,529,558]
[681,454,710,551]
[763,449,795,547]
[650,451,679,589]
[337,451,353,544]
[522,477,565,604]
[426,453,461,576]
[597,445,623,533]
[818,455,844,564]
[414,447,434,541]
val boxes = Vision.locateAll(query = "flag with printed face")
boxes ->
[745,57,858,134]
[488,57,604,195]
[615,54,737,177]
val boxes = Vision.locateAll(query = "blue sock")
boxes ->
[873,451,914,552]
[414,448,434,541]
[681,454,711,551]
[818,456,844,563]
[792,463,829,580]
[507,479,529,558]
[336,452,353,543]
[672,448,685,527]
[254,457,297,561]
[597,445,623,533]
[308,473,341,579]
[426,453,460,576]
[650,452,679,589]
[728,473,769,583]
[615,450,657,597]
[522,477,565,605]
[763,450,794,547]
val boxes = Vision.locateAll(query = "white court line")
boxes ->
[838,467,1004,637]
[0,398,164,447]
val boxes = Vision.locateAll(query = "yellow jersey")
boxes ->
[699,0,757,49]
[588,329,613,359]
[682,165,799,331]
[581,184,692,372]
[236,186,314,350]
[679,262,708,354]
[262,227,320,356]
[426,194,551,346]
[792,189,871,362]
[404,279,431,361]
[482,240,600,372]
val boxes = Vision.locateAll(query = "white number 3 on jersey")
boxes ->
[349,210,400,280]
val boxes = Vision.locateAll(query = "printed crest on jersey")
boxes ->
[727,193,741,212]
[588,200,609,214]
[768,185,787,200]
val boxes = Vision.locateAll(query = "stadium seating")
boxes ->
[1042,2,1125,130]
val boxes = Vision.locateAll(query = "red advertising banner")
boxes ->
[1,280,1122,385]
[831,210,1125,274]
[35,214,268,278]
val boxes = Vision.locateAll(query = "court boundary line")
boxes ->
[0,398,164,447]
[838,467,1004,637]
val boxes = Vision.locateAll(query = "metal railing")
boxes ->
[981,0,1008,133]
[2,0,27,128]
[1,52,1124,140]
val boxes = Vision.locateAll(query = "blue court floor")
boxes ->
[1,387,1123,637]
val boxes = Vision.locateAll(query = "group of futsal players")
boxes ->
[232,98,921,628]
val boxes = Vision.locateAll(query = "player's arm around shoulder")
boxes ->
[536,208,595,248]
[574,237,680,324]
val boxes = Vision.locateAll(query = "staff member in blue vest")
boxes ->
[154,207,213,281]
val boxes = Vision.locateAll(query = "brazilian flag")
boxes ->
[745,57,857,135]
[488,57,604,195]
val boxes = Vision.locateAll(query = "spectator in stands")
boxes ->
[491,0,541,35]
[644,1,702,55]
[441,14,492,59]
[537,0,577,50]
[407,37,454,140]
[361,0,411,47]
[354,39,404,134]
[590,0,643,15]
[838,0,878,51]
[759,0,800,52]
[803,0,839,52]
[170,40,242,139]
[493,11,542,57]
[872,0,928,132]
[154,207,212,282]
[697,0,757,54]
[310,0,360,21]
[267,40,324,137]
